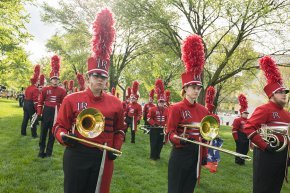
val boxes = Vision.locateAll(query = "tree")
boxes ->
[116,0,290,104]
[0,0,33,89]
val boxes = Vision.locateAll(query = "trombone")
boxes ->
[255,124,289,152]
[175,115,251,161]
[62,108,122,155]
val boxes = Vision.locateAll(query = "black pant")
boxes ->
[19,96,24,107]
[64,144,103,193]
[235,131,249,165]
[125,116,135,143]
[149,127,164,159]
[21,100,37,137]
[253,146,287,193]
[168,144,199,193]
[39,106,55,156]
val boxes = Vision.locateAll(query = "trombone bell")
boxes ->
[200,115,219,141]
[76,108,105,138]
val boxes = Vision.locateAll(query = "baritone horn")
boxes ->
[176,115,251,160]
[61,108,122,155]
[256,124,289,152]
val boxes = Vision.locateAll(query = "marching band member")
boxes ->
[232,94,250,165]
[143,89,156,127]
[37,55,66,158]
[125,81,142,143]
[147,79,168,160]
[166,34,210,193]
[53,9,125,193]
[21,65,40,137]
[244,56,290,193]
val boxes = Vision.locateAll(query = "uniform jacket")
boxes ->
[143,102,156,120]
[147,106,168,127]
[244,101,290,150]
[232,117,247,141]
[166,98,210,147]
[37,85,66,115]
[126,102,142,131]
[24,85,39,110]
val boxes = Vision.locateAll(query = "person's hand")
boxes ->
[107,151,118,160]
[61,133,78,147]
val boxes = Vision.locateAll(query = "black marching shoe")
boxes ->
[38,152,46,158]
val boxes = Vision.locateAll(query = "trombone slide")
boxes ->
[61,133,122,155]
[174,135,251,161]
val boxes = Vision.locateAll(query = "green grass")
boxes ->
[0,98,289,193]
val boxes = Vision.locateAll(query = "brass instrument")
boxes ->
[176,115,251,161]
[256,124,289,152]
[62,108,122,155]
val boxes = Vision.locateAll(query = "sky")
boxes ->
[24,0,60,63]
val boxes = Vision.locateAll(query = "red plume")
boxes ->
[34,65,40,79]
[68,80,74,91]
[259,56,283,85]
[182,34,205,77]
[155,79,165,100]
[111,87,116,96]
[51,55,60,73]
[149,89,155,98]
[238,94,248,113]
[205,86,216,113]
[165,90,171,102]
[126,87,131,99]
[132,81,139,95]
[31,64,40,85]
[39,74,45,86]
[91,8,115,63]
[76,73,85,91]
[63,80,68,90]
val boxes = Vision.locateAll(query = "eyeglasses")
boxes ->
[275,90,287,94]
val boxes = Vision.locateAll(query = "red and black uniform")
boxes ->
[244,101,290,193]
[147,106,168,160]
[143,102,156,126]
[21,84,39,137]
[232,117,249,165]
[37,85,66,157]
[53,89,125,193]
[166,98,209,193]
[125,102,142,143]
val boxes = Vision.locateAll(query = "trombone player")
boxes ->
[166,34,210,193]
[53,9,125,193]
[244,56,290,193]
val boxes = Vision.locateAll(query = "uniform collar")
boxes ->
[86,88,104,102]
[183,98,197,107]
[269,101,283,110]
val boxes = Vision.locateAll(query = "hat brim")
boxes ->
[90,72,108,78]
[183,83,203,88]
